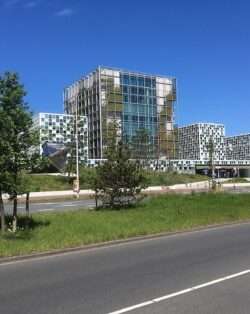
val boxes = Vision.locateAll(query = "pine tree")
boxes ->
[93,140,147,208]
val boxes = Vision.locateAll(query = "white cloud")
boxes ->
[55,8,74,17]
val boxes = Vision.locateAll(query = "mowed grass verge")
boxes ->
[1,192,250,257]
[28,172,208,192]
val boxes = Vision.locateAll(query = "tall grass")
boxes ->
[144,171,208,186]
[1,193,250,257]
[28,171,208,192]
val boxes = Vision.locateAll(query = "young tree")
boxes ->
[0,148,10,234]
[0,85,15,233]
[0,72,39,232]
[0,188,5,235]
[93,140,147,209]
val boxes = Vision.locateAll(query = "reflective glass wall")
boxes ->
[64,67,177,159]
[100,68,176,159]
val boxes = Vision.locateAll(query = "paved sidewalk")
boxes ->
[2,181,210,200]
[4,179,249,201]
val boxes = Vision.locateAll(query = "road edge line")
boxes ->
[107,269,250,314]
[1,219,250,265]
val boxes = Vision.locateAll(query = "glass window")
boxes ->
[130,95,137,103]
[130,86,137,94]
[123,122,130,131]
[122,74,129,85]
[124,103,129,112]
[130,76,137,86]
[145,78,151,88]
[124,95,129,103]
[132,104,138,113]
[138,87,144,95]
[138,77,144,86]
[123,85,128,94]
[139,105,146,114]
[146,89,152,96]
[138,96,145,104]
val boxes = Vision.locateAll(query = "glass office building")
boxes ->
[64,67,177,159]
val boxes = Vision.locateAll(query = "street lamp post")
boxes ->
[74,103,80,199]
[207,137,216,190]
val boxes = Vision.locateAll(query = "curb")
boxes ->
[1,219,250,264]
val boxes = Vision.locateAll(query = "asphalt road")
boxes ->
[4,199,96,214]
[1,222,250,314]
[3,186,250,215]
[132,274,250,314]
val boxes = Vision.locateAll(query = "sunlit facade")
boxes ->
[178,123,226,161]
[226,134,250,160]
[33,112,88,163]
[64,66,177,159]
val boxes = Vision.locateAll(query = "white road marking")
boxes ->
[35,201,92,207]
[107,269,250,314]
[33,202,58,206]
[62,203,93,207]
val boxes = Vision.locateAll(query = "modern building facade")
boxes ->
[33,112,88,163]
[226,134,250,160]
[64,66,177,159]
[178,123,225,161]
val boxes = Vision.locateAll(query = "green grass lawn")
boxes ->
[28,174,72,191]
[29,171,208,192]
[1,192,250,257]
[144,171,208,186]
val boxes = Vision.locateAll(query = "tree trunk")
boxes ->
[25,192,30,217]
[94,188,99,210]
[12,194,18,233]
[0,189,5,235]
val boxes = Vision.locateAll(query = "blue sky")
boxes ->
[0,0,249,135]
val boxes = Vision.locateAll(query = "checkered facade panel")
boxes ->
[178,123,225,161]
[34,113,88,163]
[226,134,250,160]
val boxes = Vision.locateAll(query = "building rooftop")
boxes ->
[178,122,225,129]
[98,65,176,80]
[65,65,176,89]
[226,133,250,138]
